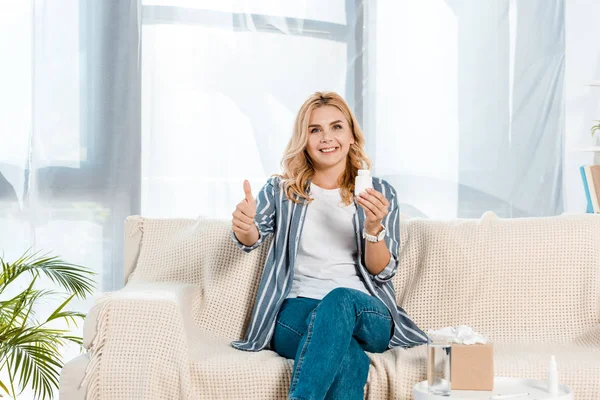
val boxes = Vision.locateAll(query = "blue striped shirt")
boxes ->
[231,176,428,351]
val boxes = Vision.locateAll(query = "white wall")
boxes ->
[565,0,600,213]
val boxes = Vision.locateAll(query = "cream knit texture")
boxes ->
[77,212,600,399]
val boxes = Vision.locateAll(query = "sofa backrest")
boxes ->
[126,217,272,342]
[396,212,600,343]
[124,213,600,343]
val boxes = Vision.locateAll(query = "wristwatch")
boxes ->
[362,224,386,242]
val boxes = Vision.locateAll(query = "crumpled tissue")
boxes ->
[427,325,488,345]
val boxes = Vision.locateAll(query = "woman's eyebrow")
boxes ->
[308,120,343,128]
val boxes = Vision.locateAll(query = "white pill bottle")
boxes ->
[354,169,373,196]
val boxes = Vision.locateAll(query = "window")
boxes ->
[141,1,364,217]
[141,0,565,219]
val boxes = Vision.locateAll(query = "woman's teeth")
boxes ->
[320,147,337,153]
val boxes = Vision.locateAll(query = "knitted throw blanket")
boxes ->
[80,213,600,399]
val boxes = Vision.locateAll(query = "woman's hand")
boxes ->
[356,188,390,235]
[232,180,259,246]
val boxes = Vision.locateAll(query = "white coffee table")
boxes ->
[413,377,573,399]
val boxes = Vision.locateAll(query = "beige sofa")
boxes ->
[60,212,600,399]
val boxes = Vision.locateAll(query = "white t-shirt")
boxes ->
[286,183,371,300]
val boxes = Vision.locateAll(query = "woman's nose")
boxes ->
[320,129,334,142]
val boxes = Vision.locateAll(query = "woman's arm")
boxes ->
[364,233,391,275]
[356,185,400,282]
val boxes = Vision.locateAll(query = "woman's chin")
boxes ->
[313,156,347,170]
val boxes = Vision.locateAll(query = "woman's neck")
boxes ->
[311,166,346,190]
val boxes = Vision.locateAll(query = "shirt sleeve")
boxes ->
[231,177,277,253]
[372,181,400,284]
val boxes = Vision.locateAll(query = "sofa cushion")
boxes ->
[184,331,600,399]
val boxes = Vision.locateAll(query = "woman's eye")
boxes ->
[333,124,342,130]
[311,128,320,133]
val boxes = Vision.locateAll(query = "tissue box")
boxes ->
[451,343,494,391]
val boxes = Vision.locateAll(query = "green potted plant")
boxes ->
[592,120,600,137]
[0,251,95,399]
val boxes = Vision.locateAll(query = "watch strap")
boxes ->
[363,224,386,242]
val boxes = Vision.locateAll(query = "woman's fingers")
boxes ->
[233,209,254,225]
[364,188,389,210]
[359,203,376,219]
[358,194,386,219]
[232,219,253,232]
[357,195,381,218]
[236,201,256,219]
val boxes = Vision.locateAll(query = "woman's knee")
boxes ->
[322,287,360,303]
[319,288,367,313]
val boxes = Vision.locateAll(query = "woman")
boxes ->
[231,92,427,400]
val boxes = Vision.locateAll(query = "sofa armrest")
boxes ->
[80,282,201,396]
[82,282,201,350]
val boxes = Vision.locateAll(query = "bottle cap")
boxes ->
[358,169,370,176]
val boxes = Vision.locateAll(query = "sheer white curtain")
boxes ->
[0,0,140,286]
[372,0,565,218]
[141,0,351,218]
[141,0,565,220]
[0,2,140,393]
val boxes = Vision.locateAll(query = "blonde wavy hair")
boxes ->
[277,91,372,205]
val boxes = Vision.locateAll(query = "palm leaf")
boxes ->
[0,295,27,327]
[0,379,9,396]
[8,343,60,399]
[0,251,96,299]
[0,286,57,343]
[0,249,39,287]
[26,255,96,298]
[42,294,85,329]
[3,322,82,399]
[0,250,94,399]
[2,277,38,337]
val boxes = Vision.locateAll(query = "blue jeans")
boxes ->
[271,288,393,400]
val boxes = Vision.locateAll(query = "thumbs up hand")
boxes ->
[232,180,259,245]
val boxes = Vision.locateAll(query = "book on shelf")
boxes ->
[580,165,600,213]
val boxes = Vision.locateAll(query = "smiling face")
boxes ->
[305,105,355,173]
